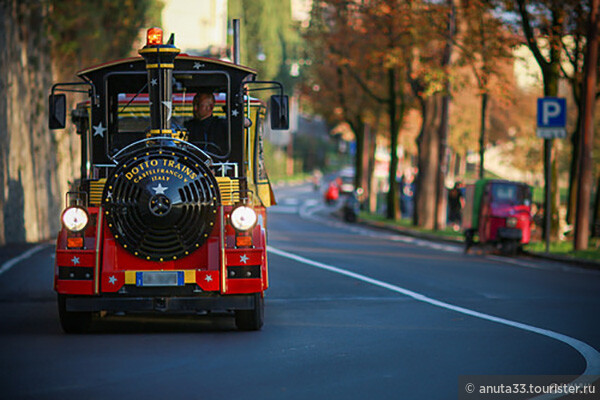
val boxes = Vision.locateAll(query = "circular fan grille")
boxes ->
[102,146,219,261]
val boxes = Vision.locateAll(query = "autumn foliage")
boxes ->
[301,0,598,240]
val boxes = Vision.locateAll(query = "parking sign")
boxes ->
[536,97,566,139]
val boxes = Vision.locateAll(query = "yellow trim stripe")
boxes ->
[146,63,174,69]
[139,47,181,54]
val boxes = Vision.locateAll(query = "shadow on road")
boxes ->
[86,313,240,334]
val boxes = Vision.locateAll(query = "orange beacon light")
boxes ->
[146,27,163,46]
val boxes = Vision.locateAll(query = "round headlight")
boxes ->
[230,206,257,232]
[506,216,518,228]
[61,207,89,232]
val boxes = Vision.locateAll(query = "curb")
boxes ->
[360,219,463,245]
[523,250,600,271]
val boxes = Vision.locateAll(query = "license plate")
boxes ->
[136,271,184,287]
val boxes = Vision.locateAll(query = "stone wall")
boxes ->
[0,1,76,245]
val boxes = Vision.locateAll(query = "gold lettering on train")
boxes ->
[124,158,197,183]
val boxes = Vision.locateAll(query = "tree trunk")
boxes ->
[574,0,599,250]
[386,67,400,220]
[368,113,381,214]
[435,0,455,231]
[436,92,449,231]
[593,174,600,237]
[479,92,488,179]
[414,95,442,229]
[351,118,365,194]
[365,123,377,213]
[567,117,581,225]
[543,66,562,243]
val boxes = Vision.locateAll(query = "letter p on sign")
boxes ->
[536,97,566,139]
[542,101,561,124]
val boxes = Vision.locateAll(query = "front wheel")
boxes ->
[500,240,518,256]
[235,293,264,331]
[464,229,476,253]
[344,210,357,223]
[57,295,92,334]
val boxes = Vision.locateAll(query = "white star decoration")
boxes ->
[150,78,158,86]
[108,275,117,285]
[231,109,239,117]
[240,254,249,264]
[93,122,106,137]
[106,191,113,200]
[205,275,213,282]
[71,256,80,265]
[162,100,172,121]
[152,183,168,194]
[193,62,204,70]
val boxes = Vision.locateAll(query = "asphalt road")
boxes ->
[1,183,599,400]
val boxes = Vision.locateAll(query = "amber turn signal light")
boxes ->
[236,236,252,248]
[67,237,84,248]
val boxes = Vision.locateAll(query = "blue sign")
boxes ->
[537,98,566,127]
[537,97,566,139]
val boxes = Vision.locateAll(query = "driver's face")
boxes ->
[194,95,214,120]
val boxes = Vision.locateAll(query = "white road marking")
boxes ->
[0,244,51,276]
[268,245,600,397]
[269,206,298,214]
[298,200,464,253]
[303,199,319,207]
[281,198,301,205]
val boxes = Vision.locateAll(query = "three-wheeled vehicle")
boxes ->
[48,25,288,332]
[463,179,533,254]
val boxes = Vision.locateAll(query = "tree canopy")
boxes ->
[300,0,599,238]
[48,0,163,78]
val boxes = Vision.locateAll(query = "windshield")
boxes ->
[110,92,229,158]
[490,183,531,206]
[104,70,233,160]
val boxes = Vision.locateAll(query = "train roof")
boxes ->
[78,54,256,76]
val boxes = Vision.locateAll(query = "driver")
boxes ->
[185,91,227,153]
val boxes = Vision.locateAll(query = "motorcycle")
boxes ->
[342,190,361,223]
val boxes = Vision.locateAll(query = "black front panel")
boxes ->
[103,141,220,261]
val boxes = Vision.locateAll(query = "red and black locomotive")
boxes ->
[49,26,288,332]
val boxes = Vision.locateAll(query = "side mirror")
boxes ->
[270,95,289,130]
[49,94,66,129]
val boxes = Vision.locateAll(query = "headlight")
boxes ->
[61,207,89,232]
[506,217,518,228]
[230,206,257,231]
